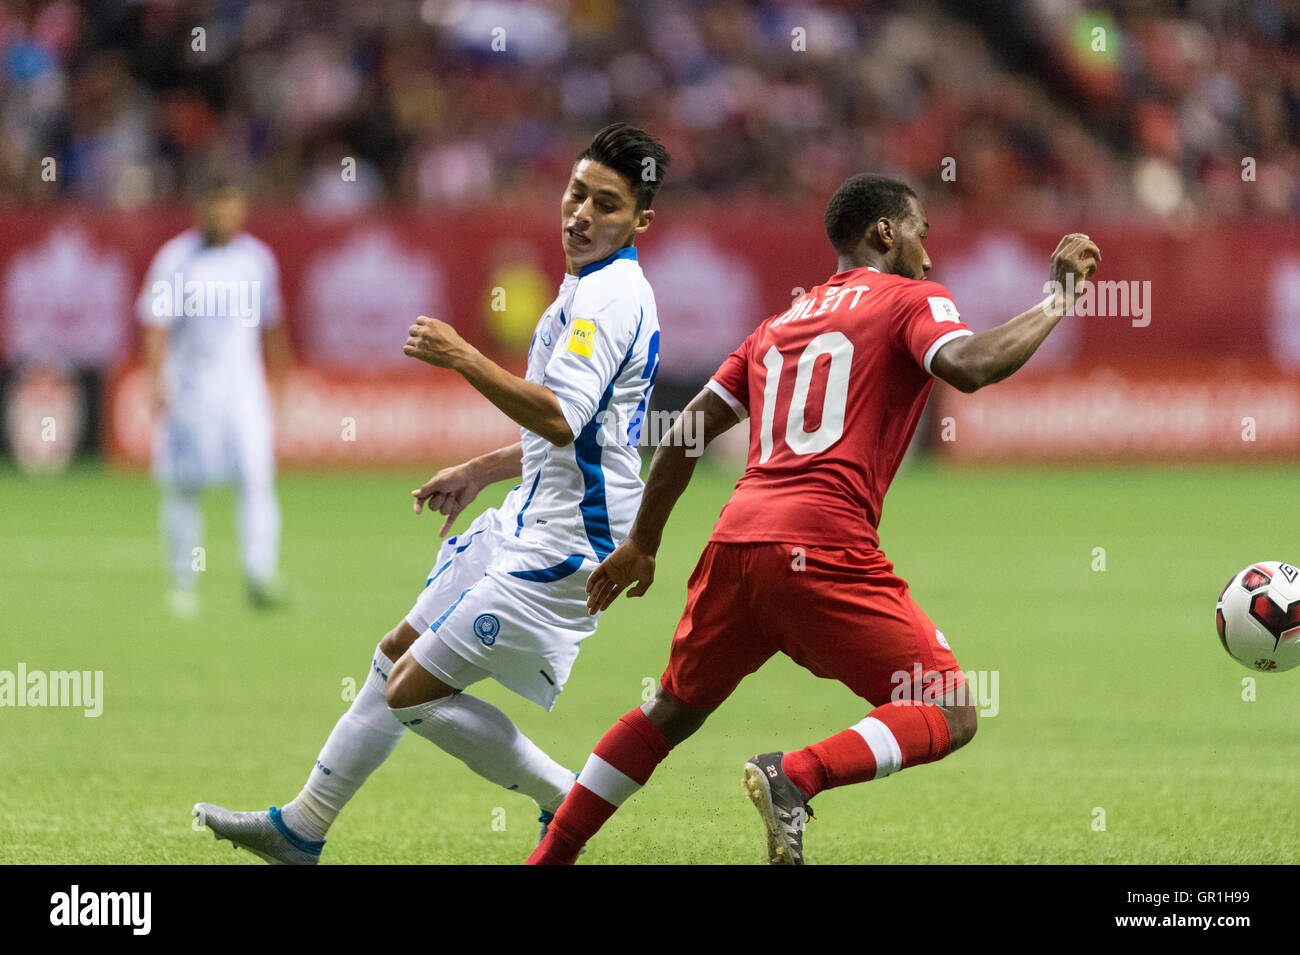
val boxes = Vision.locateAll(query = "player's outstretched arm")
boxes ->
[412,441,523,538]
[930,233,1101,393]
[585,388,739,614]
[404,315,572,446]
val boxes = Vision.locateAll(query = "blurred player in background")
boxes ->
[529,175,1100,865]
[137,178,290,616]
[194,124,668,864]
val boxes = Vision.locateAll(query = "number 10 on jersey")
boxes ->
[758,332,853,462]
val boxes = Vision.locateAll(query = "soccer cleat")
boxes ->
[192,803,324,865]
[536,771,585,853]
[743,752,813,865]
[168,587,199,619]
[246,577,288,610]
[537,809,556,845]
[536,811,585,858]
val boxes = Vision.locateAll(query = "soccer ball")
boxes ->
[1215,561,1300,673]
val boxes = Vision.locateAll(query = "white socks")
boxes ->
[390,694,575,813]
[161,486,202,590]
[161,481,279,589]
[279,646,577,844]
[237,479,280,585]
[281,645,405,841]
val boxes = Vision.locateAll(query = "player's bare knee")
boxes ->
[642,687,713,745]
[943,702,978,752]
[386,654,460,710]
[379,621,419,661]
[385,655,425,709]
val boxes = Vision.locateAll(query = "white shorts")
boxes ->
[153,394,274,489]
[404,507,599,710]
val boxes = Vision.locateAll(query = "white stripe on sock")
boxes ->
[578,753,642,806]
[851,716,903,779]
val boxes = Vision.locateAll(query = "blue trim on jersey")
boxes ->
[577,246,637,278]
[573,337,639,560]
[508,554,585,583]
[424,528,486,587]
[627,314,657,446]
[454,529,484,553]
[430,586,473,632]
[515,472,542,538]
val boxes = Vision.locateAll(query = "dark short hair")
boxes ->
[824,175,918,252]
[576,123,670,211]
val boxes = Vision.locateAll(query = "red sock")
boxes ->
[781,749,828,799]
[526,707,672,865]
[782,700,952,800]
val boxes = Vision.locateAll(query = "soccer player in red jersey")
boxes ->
[527,175,1100,864]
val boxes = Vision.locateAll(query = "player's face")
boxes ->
[198,189,246,245]
[561,159,653,274]
[892,196,932,281]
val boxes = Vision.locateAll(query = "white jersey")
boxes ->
[136,229,284,409]
[494,246,661,575]
[404,245,661,708]
[137,229,284,486]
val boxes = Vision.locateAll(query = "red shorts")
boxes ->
[660,542,965,709]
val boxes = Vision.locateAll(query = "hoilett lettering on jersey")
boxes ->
[772,284,871,326]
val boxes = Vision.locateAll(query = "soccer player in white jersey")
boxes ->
[138,179,290,616]
[194,124,669,864]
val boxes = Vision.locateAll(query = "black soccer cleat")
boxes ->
[246,577,289,611]
[743,752,813,865]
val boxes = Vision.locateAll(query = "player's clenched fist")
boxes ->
[586,537,656,615]
[1047,233,1102,306]
[404,315,467,368]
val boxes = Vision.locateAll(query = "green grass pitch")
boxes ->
[1,458,1296,865]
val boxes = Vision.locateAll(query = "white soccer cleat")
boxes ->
[192,803,324,865]
[168,587,199,619]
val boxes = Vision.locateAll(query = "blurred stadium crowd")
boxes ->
[1,0,1296,222]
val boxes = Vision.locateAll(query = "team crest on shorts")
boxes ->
[473,613,500,647]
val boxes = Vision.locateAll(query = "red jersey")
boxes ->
[705,266,973,549]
